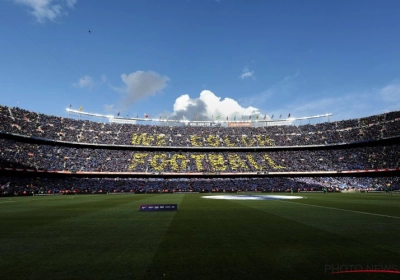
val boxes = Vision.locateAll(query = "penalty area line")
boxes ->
[279,200,400,220]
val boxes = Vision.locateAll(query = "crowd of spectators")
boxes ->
[1,176,398,196]
[1,105,400,147]
[1,105,399,194]
[1,138,399,173]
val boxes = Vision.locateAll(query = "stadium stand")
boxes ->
[0,105,399,196]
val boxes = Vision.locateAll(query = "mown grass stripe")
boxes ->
[0,194,183,279]
[144,194,400,279]
[280,200,400,219]
[2,193,400,280]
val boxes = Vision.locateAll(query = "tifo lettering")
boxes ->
[131,133,275,147]
[128,152,285,172]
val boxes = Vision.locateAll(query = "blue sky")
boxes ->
[1,0,399,122]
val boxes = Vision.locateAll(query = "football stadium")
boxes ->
[1,105,400,279]
[2,1,400,279]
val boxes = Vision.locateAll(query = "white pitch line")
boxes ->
[280,200,400,220]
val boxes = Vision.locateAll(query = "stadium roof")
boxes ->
[66,108,333,126]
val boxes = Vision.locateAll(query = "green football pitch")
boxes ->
[1,193,400,280]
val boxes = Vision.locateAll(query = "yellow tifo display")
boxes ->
[128,153,285,172]
[131,133,275,147]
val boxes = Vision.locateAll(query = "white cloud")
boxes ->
[172,90,260,119]
[103,104,115,114]
[240,67,254,80]
[65,0,76,8]
[73,75,94,91]
[12,0,77,23]
[114,70,169,109]
[379,84,400,102]
[100,74,107,84]
[280,83,400,121]
[240,70,299,107]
